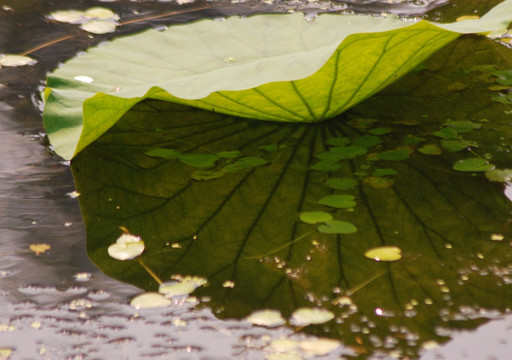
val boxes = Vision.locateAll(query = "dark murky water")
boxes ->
[1,0,512,359]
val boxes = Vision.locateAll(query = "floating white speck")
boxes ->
[66,190,81,198]
[74,272,92,282]
[246,309,286,327]
[130,292,171,309]
[107,233,145,260]
[74,75,94,83]
[222,280,235,288]
[289,307,335,326]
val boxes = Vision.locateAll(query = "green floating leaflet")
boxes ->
[42,1,512,159]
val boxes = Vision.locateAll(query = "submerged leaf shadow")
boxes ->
[71,36,512,358]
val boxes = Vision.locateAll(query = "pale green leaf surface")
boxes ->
[43,0,512,159]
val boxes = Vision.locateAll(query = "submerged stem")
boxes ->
[138,258,163,285]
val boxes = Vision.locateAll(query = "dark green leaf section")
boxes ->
[72,37,512,359]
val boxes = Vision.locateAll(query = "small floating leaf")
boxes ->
[364,176,394,188]
[440,139,476,152]
[325,177,358,190]
[433,127,459,140]
[418,144,442,155]
[0,54,36,67]
[485,169,512,182]
[190,169,225,181]
[368,127,392,135]
[216,150,241,159]
[222,156,268,172]
[310,161,341,172]
[364,246,402,262]
[315,151,345,162]
[299,211,333,224]
[318,220,357,234]
[107,233,145,260]
[130,292,171,309]
[145,148,180,159]
[80,20,117,34]
[352,135,383,149]
[317,194,356,209]
[493,69,512,86]
[159,276,207,296]
[372,168,398,177]
[378,148,410,161]
[299,338,341,356]
[453,158,495,172]
[83,7,119,21]
[179,153,219,168]
[443,120,481,133]
[48,9,85,23]
[326,137,350,147]
[402,135,425,146]
[289,307,335,326]
[330,146,367,159]
[259,143,278,152]
[246,309,286,327]
[30,243,51,256]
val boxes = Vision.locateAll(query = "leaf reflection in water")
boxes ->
[71,36,512,359]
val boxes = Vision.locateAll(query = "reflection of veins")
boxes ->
[391,186,446,259]
[172,125,301,267]
[405,160,484,235]
[327,122,386,246]
[323,122,351,288]
[260,126,321,307]
[212,127,310,283]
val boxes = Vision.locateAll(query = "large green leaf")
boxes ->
[44,1,512,159]
[71,35,512,359]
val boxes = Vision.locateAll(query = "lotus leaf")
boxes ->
[43,0,512,159]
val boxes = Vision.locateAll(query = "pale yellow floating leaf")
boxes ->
[30,243,51,256]
[299,338,340,356]
[80,20,117,34]
[0,54,36,67]
[159,276,207,296]
[130,292,171,309]
[364,246,402,262]
[48,9,85,24]
[246,309,286,327]
[84,7,119,21]
[289,307,335,326]
[107,233,145,260]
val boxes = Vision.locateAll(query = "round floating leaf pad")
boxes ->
[318,220,358,234]
[317,194,356,209]
[364,246,402,262]
[300,211,333,224]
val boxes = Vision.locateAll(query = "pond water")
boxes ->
[1,0,512,359]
